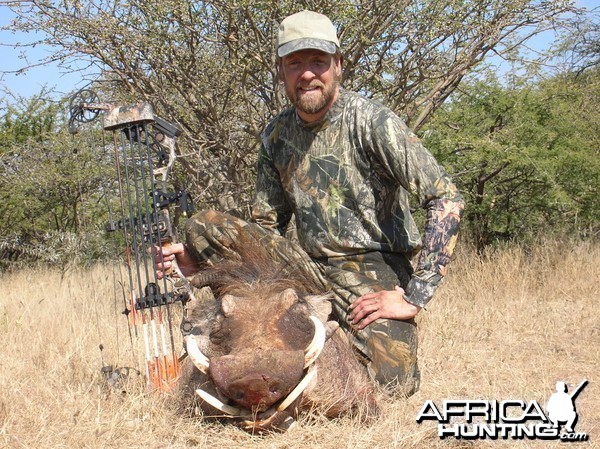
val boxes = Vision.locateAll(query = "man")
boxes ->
[159,10,464,396]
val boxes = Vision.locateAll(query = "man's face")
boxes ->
[279,49,342,122]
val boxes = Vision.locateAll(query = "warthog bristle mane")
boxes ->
[192,230,324,300]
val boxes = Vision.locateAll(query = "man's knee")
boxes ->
[186,209,216,237]
[366,321,420,396]
[184,209,242,263]
[187,209,232,229]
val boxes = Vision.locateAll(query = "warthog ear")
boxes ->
[304,294,333,324]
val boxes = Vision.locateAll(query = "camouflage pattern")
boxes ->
[185,210,419,394]
[253,89,464,307]
[182,90,464,394]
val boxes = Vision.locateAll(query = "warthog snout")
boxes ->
[210,350,305,412]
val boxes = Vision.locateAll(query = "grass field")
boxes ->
[0,240,598,448]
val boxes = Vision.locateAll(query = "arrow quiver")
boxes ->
[69,89,194,391]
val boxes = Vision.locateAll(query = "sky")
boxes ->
[0,1,597,102]
[0,6,98,100]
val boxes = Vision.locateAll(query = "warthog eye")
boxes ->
[210,320,231,346]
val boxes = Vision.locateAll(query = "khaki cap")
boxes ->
[277,10,340,57]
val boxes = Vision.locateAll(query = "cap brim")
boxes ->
[278,38,337,57]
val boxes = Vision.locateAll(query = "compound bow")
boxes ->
[69,89,194,391]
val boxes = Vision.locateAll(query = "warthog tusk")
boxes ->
[277,367,317,412]
[195,388,245,416]
[185,336,210,374]
[304,316,326,368]
[195,368,317,427]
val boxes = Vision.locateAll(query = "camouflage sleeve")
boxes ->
[404,198,464,308]
[370,108,465,307]
[251,143,293,235]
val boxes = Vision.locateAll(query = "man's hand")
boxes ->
[348,286,422,330]
[153,243,199,279]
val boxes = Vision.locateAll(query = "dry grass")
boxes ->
[1,240,598,448]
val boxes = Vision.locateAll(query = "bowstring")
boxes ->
[101,128,137,367]
[110,127,141,364]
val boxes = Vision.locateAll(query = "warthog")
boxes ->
[176,241,379,431]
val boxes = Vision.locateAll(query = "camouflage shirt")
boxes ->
[252,89,464,307]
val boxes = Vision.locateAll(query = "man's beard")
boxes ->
[287,78,339,117]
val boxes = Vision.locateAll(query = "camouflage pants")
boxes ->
[184,210,420,396]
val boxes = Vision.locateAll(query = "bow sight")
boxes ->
[68,88,194,391]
